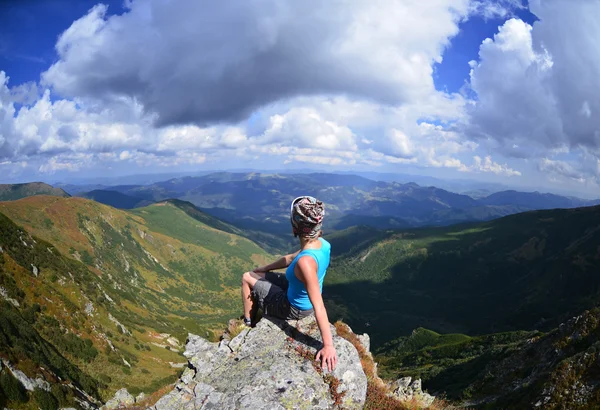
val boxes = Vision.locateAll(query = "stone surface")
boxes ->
[0,286,20,307]
[153,315,367,409]
[136,392,146,403]
[357,333,370,353]
[392,377,435,407]
[2,360,50,392]
[102,388,135,409]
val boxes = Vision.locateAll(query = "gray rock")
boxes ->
[85,302,94,316]
[357,333,370,353]
[136,392,146,403]
[31,264,39,277]
[2,360,49,391]
[180,367,196,385]
[154,315,367,409]
[392,376,435,407]
[103,388,135,409]
[394,376,412,390]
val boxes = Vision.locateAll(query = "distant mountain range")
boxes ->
[80,190,154,209]
[58,172,600,242]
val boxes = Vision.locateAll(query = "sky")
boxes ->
[1,0,599,198]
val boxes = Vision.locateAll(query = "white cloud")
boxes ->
[472,155,521,176]
[466,1,600,187]
[538,158,585,182]
[42,0,473,126]
[2,0,563,184]
[470,0,526,20]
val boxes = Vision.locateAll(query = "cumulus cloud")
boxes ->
[467,0,600,185]
[1,0,536,182]
[472,155,521,176]
[42,0,472,126]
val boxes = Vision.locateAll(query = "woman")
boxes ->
[241,196,338,371]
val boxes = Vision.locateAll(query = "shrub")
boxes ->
[0,371,28,403]
[51,384,73,407]
[33,388,58,410]
[98,374,112,384]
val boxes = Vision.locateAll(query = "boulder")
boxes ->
[392,376,435,407]
[153,315,367,409]
[103,388,135,409]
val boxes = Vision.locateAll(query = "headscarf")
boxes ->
[290,196,325,239]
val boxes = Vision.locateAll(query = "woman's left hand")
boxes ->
[316,345,338,372]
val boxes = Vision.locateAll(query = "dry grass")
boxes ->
[334,321,457,410]
[225,318,248,339]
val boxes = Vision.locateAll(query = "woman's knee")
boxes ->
[242,271,262,287]
[242,271,250,285]
[242,271,255,285]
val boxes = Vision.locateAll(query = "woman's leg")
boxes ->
[241,271,264,321]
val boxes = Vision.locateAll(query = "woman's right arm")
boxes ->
[254,250,300,273]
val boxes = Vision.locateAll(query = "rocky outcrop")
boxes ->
[462,308,600,409]
[153,315,367,409]
[102,388,135,409]
[1,360,50,392]
[391,376,435,407]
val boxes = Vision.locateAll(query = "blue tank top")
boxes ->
[285,238,331,310]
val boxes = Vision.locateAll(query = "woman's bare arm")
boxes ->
[296,256,338,371]
[254,250,301,273]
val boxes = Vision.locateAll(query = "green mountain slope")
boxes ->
[324,205,600,348]
[0,182,70,201]
[377,309,600,409]
[0,196,271,407]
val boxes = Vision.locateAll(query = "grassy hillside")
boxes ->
[375,327,540,401]
[324,205,600,349]
[0,196,271,407]
[0,182,70,201]
[377,308,600,409]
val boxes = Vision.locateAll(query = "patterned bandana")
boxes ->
[290,196,325,239]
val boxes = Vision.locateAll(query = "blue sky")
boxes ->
[1,0,599,198]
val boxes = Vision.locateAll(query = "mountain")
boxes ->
[0,182,70,201]
[79,190,154,209]
[323,205,600,350]
[479,190,600,209]
[376,308,600,409]
[56,183,108,195]
[85,172,600,241]
[0,195,271,407]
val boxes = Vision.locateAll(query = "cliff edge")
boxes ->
[152,315,368,409]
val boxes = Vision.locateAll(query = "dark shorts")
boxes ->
[251,272,314,320]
